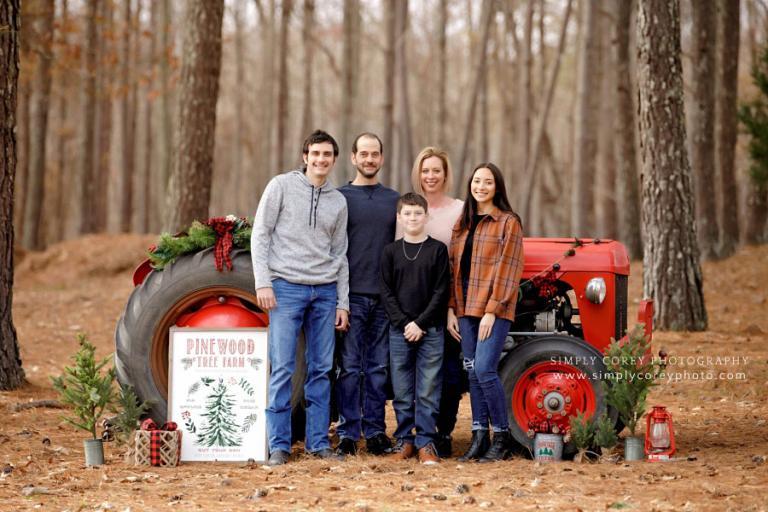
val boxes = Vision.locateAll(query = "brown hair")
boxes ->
[397,192,428,213]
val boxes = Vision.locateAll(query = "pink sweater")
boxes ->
[397,198,464,246]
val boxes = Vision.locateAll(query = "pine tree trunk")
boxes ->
[275,0,293,171]
[300,0,315,139]
[456,0,494,189]
[382,0,396,188]
[139,0,156,234]
[120,0,136,232]
[689,0,719,260]
[596,0,616,239]
[518,0,533,173]
[93,0,113,232]
[78,0,99,234]
[437,0,448,148]
[614,0,642,259]
[571,0,600,237]
[637,0,707,331]
[154,0,173,232]
[233,0,246,213]
[164,0,225,232]
[341,0,360,156]
[254,0,276,196]
[395,0,414,187]
[715,0,740,256]
[0,0,26,390]
[54,0,69,242]
[22,0,54,250]
[14,0,31,241]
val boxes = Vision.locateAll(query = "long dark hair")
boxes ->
[458,162,522,231]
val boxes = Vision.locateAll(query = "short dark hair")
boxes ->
[397,192,428,213]
[351,132,384,154]
[302,130,339,156]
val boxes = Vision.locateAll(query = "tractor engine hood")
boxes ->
[522,238,630,276]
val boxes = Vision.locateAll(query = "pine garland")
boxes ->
[148,216,252,270]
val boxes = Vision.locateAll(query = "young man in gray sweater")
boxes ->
[251,130,350,466]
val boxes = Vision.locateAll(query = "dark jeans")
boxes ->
[389,326,443,449]
[335,294,390,441]
[436,331,466,437]
[459,315,512,432]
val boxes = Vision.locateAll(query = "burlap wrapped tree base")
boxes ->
[133,430,181,467]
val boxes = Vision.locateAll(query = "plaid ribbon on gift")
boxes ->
[141,419,179,466]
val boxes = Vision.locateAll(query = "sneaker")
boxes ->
[435,434,452,458]
[267,449,290,466]
[310,448,345,461]
[418,443,440,465]
[336,437,358,456]
[366,433,393,455]
[387,439,416,460]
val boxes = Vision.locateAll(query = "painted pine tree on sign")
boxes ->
[636,0,707,331]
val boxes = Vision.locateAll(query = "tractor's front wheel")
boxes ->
[499,335,616,456]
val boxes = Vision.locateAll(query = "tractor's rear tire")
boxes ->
[499,335,617,458]
[115,249,307,437]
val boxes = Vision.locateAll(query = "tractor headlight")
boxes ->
[585,277,607,304]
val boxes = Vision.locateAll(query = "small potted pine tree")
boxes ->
[51,335,117,466]
[110,384,153,461]
[594,412,619,461]
[568,411,594,463]
[602,324,662,461]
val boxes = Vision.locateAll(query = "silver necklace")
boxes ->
[402,238,426,261]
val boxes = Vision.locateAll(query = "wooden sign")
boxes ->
[168,327,268,462]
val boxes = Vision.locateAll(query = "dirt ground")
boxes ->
[1,234,767,511]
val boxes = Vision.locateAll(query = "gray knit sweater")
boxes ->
[251,169,350,310]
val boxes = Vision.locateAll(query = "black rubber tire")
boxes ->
[115,248,307,429]
[499,335,617,457]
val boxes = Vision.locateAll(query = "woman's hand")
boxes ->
[447,308,461,341]
[478,312,496,341]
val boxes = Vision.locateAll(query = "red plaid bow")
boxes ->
[141,419,179,466]
[206,217,237,271]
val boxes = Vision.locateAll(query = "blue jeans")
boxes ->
[266,278,337,453]
[335,294,390,440]
[459,316,512,432]
[389,326,443,449]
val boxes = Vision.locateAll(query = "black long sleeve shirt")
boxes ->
[379,237,450,330]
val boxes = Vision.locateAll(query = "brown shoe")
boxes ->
[388,440,416,460]
[418,443,440,465]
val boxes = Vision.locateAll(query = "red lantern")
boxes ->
[645,405,676,461]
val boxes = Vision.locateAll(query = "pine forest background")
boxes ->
[11,0,768,258]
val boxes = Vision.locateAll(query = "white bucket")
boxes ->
[534,433,563,462]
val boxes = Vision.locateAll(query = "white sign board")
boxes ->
[168,327,268,462]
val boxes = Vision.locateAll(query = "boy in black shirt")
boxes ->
[380,193,450,465]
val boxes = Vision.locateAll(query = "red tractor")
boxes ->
[115,237,652,453]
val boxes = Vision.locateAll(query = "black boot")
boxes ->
[477,430,514,463]
[457,430,490,461]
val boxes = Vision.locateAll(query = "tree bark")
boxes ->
[518,0,534,173]
[275,0,293,171]
[382,0,396,187]
[254,0,276,195]
[300,0,315,138]
[437,0,448,148]
[92,0,113,232]
[613,0,642,259]
[637,0,707,331]
[138,0,157,233]
[14,0,31,241]
[456,0,494,189]
[119,0,137,232]
[715,0,740,256]
[341,0,360,155]
[395,0,414,187]
[519,0,573,222]
[596,0,616,239]
[689,0,719,260]
[0,0,26,389]
[571,0,600,237]
[22,0,54,250]
[233,0,247,213]
[53,0,69,242]
[78,0,99,234]
[164,0,225,232]
[153,0,173,231]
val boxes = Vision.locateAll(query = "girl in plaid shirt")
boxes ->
[447,163,524,463]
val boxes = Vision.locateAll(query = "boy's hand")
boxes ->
[257,287,277,310]
[478,312,496,341]
[404,321,424,342]
[447,308,461,341]
[335,309,349,331]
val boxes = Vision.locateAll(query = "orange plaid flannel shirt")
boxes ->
[448,207,524,321]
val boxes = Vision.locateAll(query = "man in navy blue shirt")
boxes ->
[335,133,400,456]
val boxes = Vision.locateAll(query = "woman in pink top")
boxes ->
[404,147,464,458]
